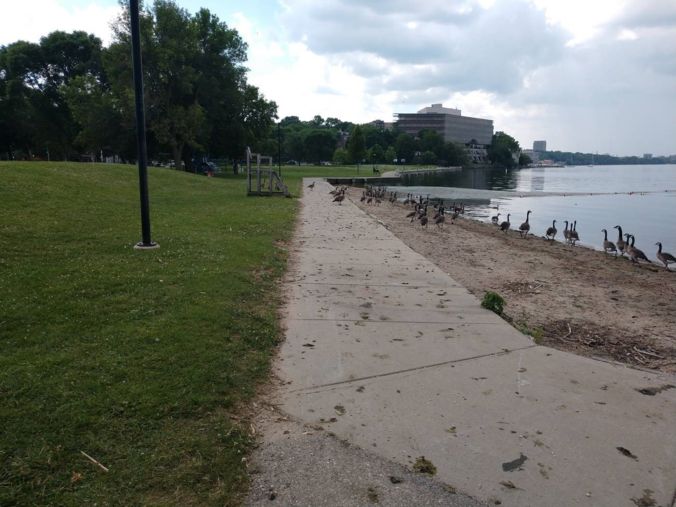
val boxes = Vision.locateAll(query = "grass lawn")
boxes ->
[0,161,358,505]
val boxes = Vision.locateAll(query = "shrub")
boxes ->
[481,291,505,315]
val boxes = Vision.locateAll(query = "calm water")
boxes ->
[388,164,676,261]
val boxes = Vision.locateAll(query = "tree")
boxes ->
[394,133,416,163]
[420,150,437,165]
[441,142,469,167]
[418,129,444,158]
[384,146,397,164]
[304,129,336,164]
[347,125,366,165]
[367,144,384,163]
[332,147,348,165]
[488,131,520,169]
[519,153,532,167]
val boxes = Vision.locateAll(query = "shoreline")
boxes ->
[347,187,676,374]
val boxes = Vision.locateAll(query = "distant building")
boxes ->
[394,103,494,146]
[368,119,394,130]
[533,140,547,152]
[522,149,540,163]
[643,153,653,159]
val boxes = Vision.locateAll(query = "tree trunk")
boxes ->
[172,142,183,171]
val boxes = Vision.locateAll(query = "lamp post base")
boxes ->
[134,241,160,250]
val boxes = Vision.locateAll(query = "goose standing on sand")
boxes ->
[307,181,315,190]
[563,221,571,243]
[492,213,500,225]
[435,213,445,228]
[602,229,617,255]
[545,220,557,241]
[570,220,580,245]
[627,235,651,264]
[519,210,532,238]
[333,190,345,204]
[614,225,626,255]
[500,214,511,232]
[655,242,675,270]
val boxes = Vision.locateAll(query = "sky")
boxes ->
[2,0,676,156]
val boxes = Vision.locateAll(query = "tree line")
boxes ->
[257,116,473,167]
[0,0,277,170]
[0,0,526,171]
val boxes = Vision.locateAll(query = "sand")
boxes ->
[347,187,676,374]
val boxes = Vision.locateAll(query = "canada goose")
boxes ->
[307,182,315,190]
[419,214,429,228]
[627,235,650,264]
[545,220,557,240]
[435,214,445,228]
[519,210,532,238]
[366,196,373,204]
[563,220,571,243]
[333,192,345,204]
[433,206,444,220]
[451,208,460,223]
[655,242,675,270]
[500,214,511,232]
[614,225,626,255]
[602,229,617,255]
[570,220,580,245]
[406,205,419,222]
[491,213,500,225]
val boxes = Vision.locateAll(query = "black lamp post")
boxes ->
[130,0,158,250]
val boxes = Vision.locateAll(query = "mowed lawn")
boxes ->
[0,162,355,505]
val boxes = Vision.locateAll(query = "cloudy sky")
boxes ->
[2,0,675,156]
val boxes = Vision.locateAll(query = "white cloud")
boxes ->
[0,0,120,46]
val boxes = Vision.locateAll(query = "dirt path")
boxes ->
[347,188,676,373]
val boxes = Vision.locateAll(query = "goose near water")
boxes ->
[656,242,675,270]
[519,210,532,238]
[500,214,511,232]
[602,229,617,255]
[545,220,557,241]
[614,225,626,256]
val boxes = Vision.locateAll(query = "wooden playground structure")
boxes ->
[246,147,289,197]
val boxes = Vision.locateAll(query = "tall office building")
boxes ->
[395,104,494,146]
[533,140,547,152]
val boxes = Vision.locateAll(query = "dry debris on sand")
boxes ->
[348,188,676,374]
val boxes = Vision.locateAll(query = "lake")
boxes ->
[387,164,676,261]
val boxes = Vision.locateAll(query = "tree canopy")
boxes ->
[0,0,277,168]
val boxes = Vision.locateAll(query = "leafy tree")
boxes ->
[418,129,444,157]
[420,150,437,165]
[332,147,349,165]
[488,131,520,169]
[347,125,366,164]
[367,143,384,163]
[441,142,470,166]
[384,146,397,163]
[519,153,532,167]
[394,133,416,163]
[304,129,336,164]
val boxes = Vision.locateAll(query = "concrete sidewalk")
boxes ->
[266,179,675,506]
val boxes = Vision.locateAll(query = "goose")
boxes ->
[655,242,675,270]
[307,181,315,190]
[545,220,557,241]
[614,225,626,255]
[519,210,532,238]
[406,205,419,222]
[563,220,571,243]
[570,220,580,245]
[333,190,345,204]
[419,214,429,228]
[500,214,511,232]
[435,214,445,228]
[627,235,650,264]
[451,208,460,223]
[602,229,617,255]
[491,213,500,225]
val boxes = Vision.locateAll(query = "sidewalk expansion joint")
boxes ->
[288,344,538,394]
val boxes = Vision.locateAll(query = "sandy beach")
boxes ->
[347,187,676,374]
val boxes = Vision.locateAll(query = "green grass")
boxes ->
[0,161,360,505]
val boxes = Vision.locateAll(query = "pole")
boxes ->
[130,0,157,249]
[277,123,282,178]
